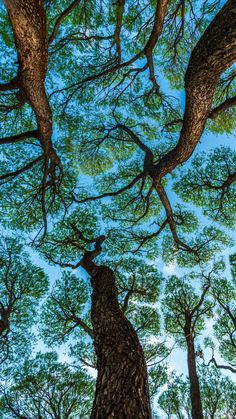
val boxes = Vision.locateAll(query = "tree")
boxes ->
[158,366,236,419]
[38,215,162,417]
[206,255,236,373]
[158,374,191,418]
[162,268,219,419]
[0,352,94,418]
[0,0,235,417]
[199,366,236,419]
[0,236,48,364]
[40,259,161,349]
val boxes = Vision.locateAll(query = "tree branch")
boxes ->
[48,0,82,44]
[152,0,236,181]
[0,78,19,91]
[0,130,39,145]
[209,95,236,119]
[207,356,236,373]
[0,155,45,182]
[73,173,143,203]
[52,0,168,93]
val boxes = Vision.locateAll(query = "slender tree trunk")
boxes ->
[90,265,151,419]
[186,335,203,419]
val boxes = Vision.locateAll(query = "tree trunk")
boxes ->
[153,0,236,181]
[90,265,151,419]
[186,335,203,419]
[0,306,10,337]
[3,0,60,167]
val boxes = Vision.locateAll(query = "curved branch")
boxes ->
[48,0,82,44]
[132,219,168,253]
[154,183,197,254]
[115,124,153,156]
[153,0,236,181]
[73,173,143,203]
[208,357,236,373]
[53,0,168,93]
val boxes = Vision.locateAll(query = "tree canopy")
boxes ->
[0,0,235,417]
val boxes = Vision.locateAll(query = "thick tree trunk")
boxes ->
[186,335,203,419]
[90,265,151,419]
[153,0,236,181]
[3,0,60,167]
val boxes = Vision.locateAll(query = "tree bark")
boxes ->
[90,265,151,419]
[185,333,203,419]
[3,0,61,167]
[153,0,236,181]
[0,306,10,337]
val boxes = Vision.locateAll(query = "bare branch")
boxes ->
[207,356,236,373]
[73,173,143,203]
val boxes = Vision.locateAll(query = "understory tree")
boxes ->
[0,236,48,364]
[0,352,94,418]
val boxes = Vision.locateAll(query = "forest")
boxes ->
[0,0,235,418]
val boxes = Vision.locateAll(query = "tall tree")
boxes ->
[0,1,235,417]
[39,215,158,418]
[207,255,236,373]
[162,269,218,419]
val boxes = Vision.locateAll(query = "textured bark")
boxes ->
[3,0,60,166]
[153,0,236,181]
[0,306,10,337]
[185,325,203,419]
[89,266,151,419]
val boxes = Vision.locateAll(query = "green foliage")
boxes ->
[174,147,236,227]
[199,366,236,419]
[158,367,236,419]
[162,271,215,345]
[0,0,235,416]
[162,226,231,267]
[212,272,236,365]
[0,236,48,363]
[41,272,91,346]
[0,352,94,418]
[158,374,191,418]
